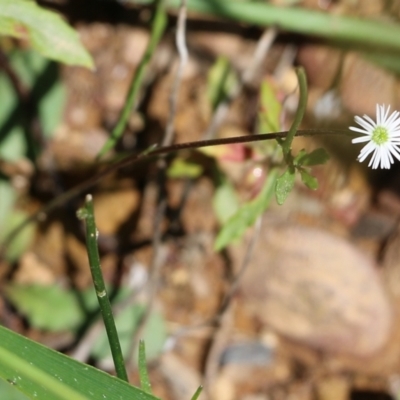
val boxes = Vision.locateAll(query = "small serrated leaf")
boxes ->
[299,168,319,190]
[275,167,295,205]
[296,148,329,166]
[293,149,307,165]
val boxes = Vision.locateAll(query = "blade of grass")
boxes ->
[190,386,203,400]
[138,341,152,394]
[97,0,167,159]
[77,194,128,382]
[0,345,88,400]
[0,325,160,400]
[136,0,400,52]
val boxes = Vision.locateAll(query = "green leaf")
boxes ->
[0,50,66,161]
[214,169,278,251]
[11,50,66,138]
[258,79,282,133]
[92,304,167,364]
[295,147,329,166]
[0,0,94,69]
[138,341,152,394]
[275,167,295,205]
[4,284,89,331]
[39,76,66,138]
[0,179,16,228]
[0,60,26,161]
[0,325,160,400]
[190,386,203,400]
[0,211,35,262]
[299,168,318,190]
[212,179,240,225]
[207,56,238,110]
[167,157,203,179]
[0,377,30,400]
[0,181,35,263]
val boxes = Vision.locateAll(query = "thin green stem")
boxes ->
[97,0,167,159]
[78,194,129,382]
[190,386,203,400]
[281,67,308,156]
[138,341,152,394]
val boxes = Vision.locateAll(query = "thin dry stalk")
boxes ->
[126,0,189,367]
[204,27,278,140]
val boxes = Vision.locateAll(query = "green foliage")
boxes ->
[0,66,26,160]
[0,178,16,227]
[0,0,94,69]
[190,386,203,400]
[0,180,35,261]
[274,147,329,205]
[169,0,400,51]
[294,148,329,166]
[0,50,66,161]
[138,341,152,394]
[299,168,318,190]
[207,56,238,110]
[213,178,240,225]
[96,0,166,159]
[0,325,160,400]
[275,167,295,205]
[4,282,167,368]
[258,79,282,133]
[167,157,204,179]
[92,304,167,364]
[0,377,30,400]
[4,284,93,331]
[215,169,278,251]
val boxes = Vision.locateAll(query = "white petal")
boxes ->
[358,142,376,162]
[349,127,370,135]
[352,136,371,144]
[354,115,375,131]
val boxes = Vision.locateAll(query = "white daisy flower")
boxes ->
[350,104,400,169]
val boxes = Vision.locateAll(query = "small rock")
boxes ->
[315,376,349,400]
[240,222,392,357]
[220,341,274,366]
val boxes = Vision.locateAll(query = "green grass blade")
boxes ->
[190,386,203,400]
[138,341,152,394]
[0,325,160,400]
[147,0,400,51]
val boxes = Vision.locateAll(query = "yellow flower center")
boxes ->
[372,126,389,145]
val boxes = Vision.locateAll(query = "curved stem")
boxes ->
[281,67,308,156]
[0,128,352,262]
